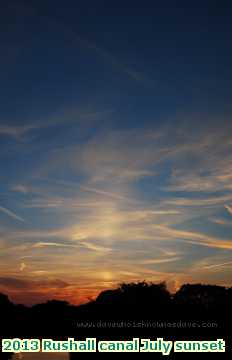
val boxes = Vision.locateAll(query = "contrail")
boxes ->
[0,205,25,222]
[203,261,232,270]
[43,177,138,204]
[12,2,151,87]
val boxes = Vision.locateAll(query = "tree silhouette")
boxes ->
[0,280,231,358]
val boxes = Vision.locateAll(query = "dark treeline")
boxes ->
[1,282,231,358]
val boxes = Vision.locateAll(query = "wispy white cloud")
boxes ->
[202,261,232,270]
[0,124,33,138]
[151,224,232,250]
[139,256,181,265]
[0,205,25,222]
[78,241,112,253]
[32,242,76,249]
[2,118,232,304]
[79,183,136,203]
[0,108,110,140]
[11,184,29,194]
[31,7,151,87]
[163,195,232,207]
[209,217,232,226]
[225,204,232,215]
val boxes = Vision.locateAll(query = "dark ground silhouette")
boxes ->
[1,281,231,357]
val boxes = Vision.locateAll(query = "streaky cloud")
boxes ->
[203,261,232,270]
[0,205,25,222]
[32,242,76,248]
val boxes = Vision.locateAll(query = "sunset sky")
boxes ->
[0,0,232,305]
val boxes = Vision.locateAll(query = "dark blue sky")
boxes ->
[1,0,232,124]
[0,1,232,304]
